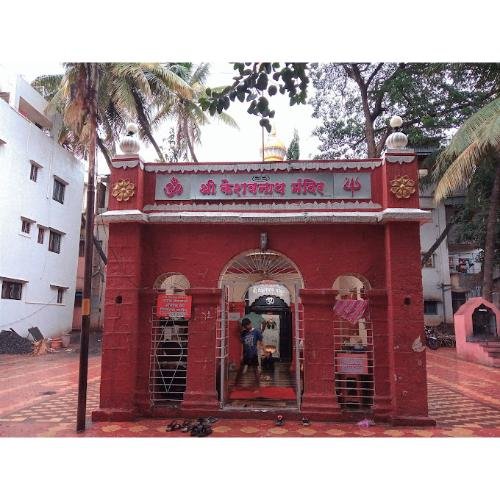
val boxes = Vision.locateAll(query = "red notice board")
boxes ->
[157,294,192,319]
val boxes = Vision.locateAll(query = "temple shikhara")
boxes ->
[93,120,435,426]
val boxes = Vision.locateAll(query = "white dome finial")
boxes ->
[386,115,408,150]
[119,122,140,154]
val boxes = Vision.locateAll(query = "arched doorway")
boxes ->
[218,250,304,409]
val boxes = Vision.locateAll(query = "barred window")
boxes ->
[37,227,45,244]
[424,300,438,315]
[49,231,61,253]
[21,219,31,234]
[1,281,23,300]
[53,178,66,204]
[30,163,39,181]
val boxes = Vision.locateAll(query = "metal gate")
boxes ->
[149,307,189,405]
[216,286,229,407]
[294,285,304,409]
[333,295,375,411]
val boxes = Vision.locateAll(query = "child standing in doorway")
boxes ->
[235,318,263,387]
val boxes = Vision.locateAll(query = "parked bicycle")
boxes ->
[424,324,456,349]
[425,326,439,350]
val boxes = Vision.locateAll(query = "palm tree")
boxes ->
[434,97,500,302]
[152,63,238,162]
[32,63,193,165]
[34,63,192,431]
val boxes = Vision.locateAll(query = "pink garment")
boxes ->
[333,299,368,324]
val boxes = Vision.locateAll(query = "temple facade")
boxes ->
[93,121,435,426]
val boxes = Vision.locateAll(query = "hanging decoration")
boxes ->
[333,299,368,324]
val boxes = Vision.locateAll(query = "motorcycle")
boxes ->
[424,326,439,350]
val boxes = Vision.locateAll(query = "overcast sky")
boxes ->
[5,62,321,173]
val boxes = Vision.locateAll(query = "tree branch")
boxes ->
[96,135,113,170]
[370,63,406,121]
[366,63,384,88]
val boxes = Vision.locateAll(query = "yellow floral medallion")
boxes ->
[390,175,416,199]
[112,179,135,202]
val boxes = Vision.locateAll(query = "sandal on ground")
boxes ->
[180,420,193,432]
[302,417,311,426]
[165,420,180,432]
[196,425,213,437]
[275,415,285,427]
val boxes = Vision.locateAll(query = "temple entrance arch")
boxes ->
[218,249,304,302]
[217,250,304,409]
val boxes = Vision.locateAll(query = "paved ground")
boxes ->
[1,346,500,437]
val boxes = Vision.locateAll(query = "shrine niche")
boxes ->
[454,297,500,367]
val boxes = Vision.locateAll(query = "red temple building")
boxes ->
[92,120,435,426]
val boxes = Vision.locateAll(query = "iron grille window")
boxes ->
[21,219,31,234]
[37,227,45,244]
[424,300,438,315]
[48,231,61,253]
[1,281,22,300]
[150,317,189,405]
[30,163,39,182]
[52,178,66,204]
[57,288,64,304]
[333,290,375,412]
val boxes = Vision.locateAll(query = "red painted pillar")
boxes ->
[181,288,221,412]
[366,289,394,422]
[300,289,341,419]
[134,289,155,416]
[93,223,143,421]
[385,222,435,426]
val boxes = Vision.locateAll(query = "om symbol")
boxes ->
[164,177,183,198]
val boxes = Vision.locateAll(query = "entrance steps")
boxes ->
[479,341,500,367]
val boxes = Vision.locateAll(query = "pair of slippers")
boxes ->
[166,417,218,435]
[190,422,213,437]
[166,419,190,432]
[274,416,311,427]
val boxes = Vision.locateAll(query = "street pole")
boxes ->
[77,65,97,432]
[261,125,264,162]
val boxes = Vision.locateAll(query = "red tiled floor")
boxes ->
[1,346,500,437]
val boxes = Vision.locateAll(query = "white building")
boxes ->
[0,68,84,339]
[419,184,453,326]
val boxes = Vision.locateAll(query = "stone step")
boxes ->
[484,347,500,353]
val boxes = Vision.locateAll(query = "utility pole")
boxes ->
[77,64,97,432]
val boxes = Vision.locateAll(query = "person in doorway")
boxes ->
[235,318,263,387]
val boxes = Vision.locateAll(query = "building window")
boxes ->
[30,163,39,182]
[424,300,439,315]
[57,288,64,304]
[79,239,85,257]
[53,178,66,204]
[422,253,435,268]
[21,219,31,234]
[49,231,62,253]
[74,291,83,307]
[37,227,45,244]
[1,280,23,300]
